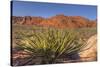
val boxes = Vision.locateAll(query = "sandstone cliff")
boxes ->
[12,14,97,28]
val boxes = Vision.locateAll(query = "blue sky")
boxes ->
[12,1,97,20]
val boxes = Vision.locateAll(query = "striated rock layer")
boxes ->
[79,35,97,61]
[12,14,97,28]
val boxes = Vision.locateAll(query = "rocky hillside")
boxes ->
[12,14,97,28]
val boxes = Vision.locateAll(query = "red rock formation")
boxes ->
[12,14,97,28]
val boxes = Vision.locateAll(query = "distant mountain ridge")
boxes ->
[12,14,97,28]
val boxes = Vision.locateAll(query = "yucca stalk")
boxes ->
[16,27,86,64]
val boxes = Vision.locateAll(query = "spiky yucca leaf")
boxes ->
[16,27,86,64]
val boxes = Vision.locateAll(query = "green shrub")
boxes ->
[16,27,86,64]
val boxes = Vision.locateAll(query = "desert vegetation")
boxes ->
[11,15,97,66]
[12,25,97,66]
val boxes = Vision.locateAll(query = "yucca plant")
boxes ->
[16,27,86,64]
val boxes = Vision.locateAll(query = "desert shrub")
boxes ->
[16,27,86,64]
[76,27,97,39]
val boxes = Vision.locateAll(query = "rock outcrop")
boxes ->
[12,14,97,28]
[79,35,97,61]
